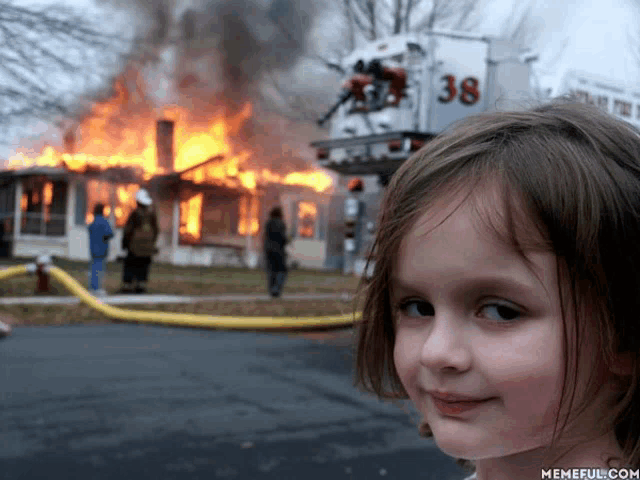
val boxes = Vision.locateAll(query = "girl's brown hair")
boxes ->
[353,99,640,469]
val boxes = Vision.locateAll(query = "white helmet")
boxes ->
[135,188,152,206]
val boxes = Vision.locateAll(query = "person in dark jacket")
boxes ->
[119,189,159,294]
[88,203,113,294]
[263,206,290,298]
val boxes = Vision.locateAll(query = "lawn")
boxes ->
[0,257,365,296]
[0,257,369,329]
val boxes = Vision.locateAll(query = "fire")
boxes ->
[298,201,317,238]
[7,70,333,240]
[84,180,137,226]
[43,182,52,223]
[180,193,203,241]
[238,196,260,235]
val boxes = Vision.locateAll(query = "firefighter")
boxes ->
[119,189,159,294]
[263,206,290,298]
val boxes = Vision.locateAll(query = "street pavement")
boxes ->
[1,324,466,480]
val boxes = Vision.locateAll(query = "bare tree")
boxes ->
[0,1,133,141]
[297,0,488,81]
[499,0,568,101]
[344,0,485,44]
[627,2,640,80]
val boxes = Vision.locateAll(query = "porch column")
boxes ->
[12,179,22,253]
[171,197,180,263]
[245,195,251,256]
[66,178,76,237]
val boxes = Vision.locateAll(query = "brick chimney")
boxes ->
[63,129,75,154]
[156,120,174,172]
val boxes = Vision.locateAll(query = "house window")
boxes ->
[179,192,203,244]
[297,201,317,238]
[237,196,259,236]
[201,194,238,238]
[613,99,632,117]
[20,177,67,236]
[596,95,609,112]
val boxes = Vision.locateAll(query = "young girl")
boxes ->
[354,100,640,480]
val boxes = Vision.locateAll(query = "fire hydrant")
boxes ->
[35,254,52,294]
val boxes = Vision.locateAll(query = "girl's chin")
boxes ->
[432,430,541,461]
[433,437,486,460]
[434,438,508,461]
[430,426,511,460]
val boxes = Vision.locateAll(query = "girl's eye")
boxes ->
[480,304,521,323]
[395,300,434,318]
[394,299,522,323]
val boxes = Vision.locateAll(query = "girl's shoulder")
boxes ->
[463,474,477,480]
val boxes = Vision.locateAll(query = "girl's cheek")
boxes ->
[488,364,564,434]
[393,334,420,394]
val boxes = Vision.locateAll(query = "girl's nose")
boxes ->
[419,314,472,373]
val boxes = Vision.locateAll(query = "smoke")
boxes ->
[82,0,328,175]
[95,0,317,106]
[95,0,175,47]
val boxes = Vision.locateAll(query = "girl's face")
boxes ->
[392,193,612,460]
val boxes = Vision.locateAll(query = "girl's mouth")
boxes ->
[429,395,496,416]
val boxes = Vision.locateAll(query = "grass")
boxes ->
[0,257,368,329]
[0,257,364,296]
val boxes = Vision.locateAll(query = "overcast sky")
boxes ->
[499,0,640,94]
[4,0,640,161]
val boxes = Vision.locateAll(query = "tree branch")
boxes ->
[0,0,130,131]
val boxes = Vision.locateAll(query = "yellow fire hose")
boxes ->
[0,263,362,331]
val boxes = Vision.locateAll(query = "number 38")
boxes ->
[438,74,480,105]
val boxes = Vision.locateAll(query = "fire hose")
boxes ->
[0,262,362,331]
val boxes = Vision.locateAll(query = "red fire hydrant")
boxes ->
[35,254,51,294]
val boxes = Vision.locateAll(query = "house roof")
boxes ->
[0,166,70,178]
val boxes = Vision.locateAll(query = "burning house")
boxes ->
[1,102,335,270]
[0,1,341,269]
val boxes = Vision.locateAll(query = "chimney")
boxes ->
[63,129,75,154]
[156,119,174,172]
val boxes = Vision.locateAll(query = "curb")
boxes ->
[0,292,355,306]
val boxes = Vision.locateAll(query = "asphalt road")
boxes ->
[1,325,466,480]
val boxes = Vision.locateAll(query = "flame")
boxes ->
[238,196,259,236]
[43,182,52,223]
[298,201,317,238]
[7,70,333,241]
[180,193,203,241]
[85,180,137,227]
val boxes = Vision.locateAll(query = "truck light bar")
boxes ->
[410,138,425,151]
[388,140,403,152]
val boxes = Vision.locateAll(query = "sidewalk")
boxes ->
[0,292,355,306]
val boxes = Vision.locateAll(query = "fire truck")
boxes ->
[310,29,538,274]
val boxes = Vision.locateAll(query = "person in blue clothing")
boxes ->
[88,203,113,295]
